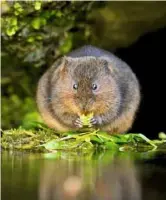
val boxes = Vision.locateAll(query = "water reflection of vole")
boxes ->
[38,157,142,200]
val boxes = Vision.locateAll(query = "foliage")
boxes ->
[1,1,102,129]
[1,122,166,153]
[80,113,94,127]
[1,1,98,62]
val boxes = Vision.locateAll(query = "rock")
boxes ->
[88,2,166,50]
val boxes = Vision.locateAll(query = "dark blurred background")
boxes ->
[1,1,166,138]
[116,28,166,138]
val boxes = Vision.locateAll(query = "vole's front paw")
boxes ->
[74,118,83,128]
[90,116,102,126]
[90,117,97,125]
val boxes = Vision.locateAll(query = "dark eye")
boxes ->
[73,83,78,90]
[92,83,98,91]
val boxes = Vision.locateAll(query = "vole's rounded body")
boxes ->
[36,45,140,134]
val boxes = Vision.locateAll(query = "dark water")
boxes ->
[2,150,166,200]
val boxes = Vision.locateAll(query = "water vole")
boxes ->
[36,45,141,134]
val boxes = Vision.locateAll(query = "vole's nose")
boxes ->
[80,102,87,112]
[78,98,93,113]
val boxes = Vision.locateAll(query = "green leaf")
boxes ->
[42,140,69,151]
[104,142,119,150]
[14,2,23,14]
[85,137,90,142]
[80,113,93,127]
[31,18,41,30]
[11,17,17,26]
[34,2,41,10]
[31,18,46,30]
[36,35,43,40]
[90,135,103,143]
[56,11,62,18]
[14,11,19,16]
[14,2,21,9]
[27,36,35,43]
[42,140,61,150]
[159,132,166,140]
[96,132,115,142]
[6,27,16,36]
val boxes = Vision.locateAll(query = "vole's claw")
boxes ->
[74,118,83,128]
[90,117,97,125]
[90,116,103,126]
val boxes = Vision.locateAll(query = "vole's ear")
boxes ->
[58,56,69,74]
[51,56,72,82]
[59,56,77,73]
[98,57,113,73]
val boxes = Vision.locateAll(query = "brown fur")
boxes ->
[36,46,141,134]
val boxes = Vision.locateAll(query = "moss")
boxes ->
[1,125,166,153]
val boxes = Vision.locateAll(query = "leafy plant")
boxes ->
[1,1,100,129]
[1,124,166,153]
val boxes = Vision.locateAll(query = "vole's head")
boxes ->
[52,56,121,117]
